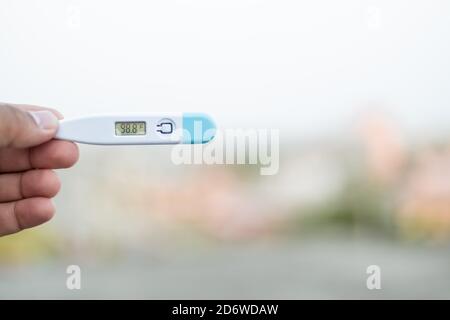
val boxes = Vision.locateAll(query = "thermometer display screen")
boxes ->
[115,122,146,136]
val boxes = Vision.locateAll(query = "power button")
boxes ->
[156,119,175,135]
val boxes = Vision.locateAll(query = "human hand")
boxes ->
[0,103,79,237]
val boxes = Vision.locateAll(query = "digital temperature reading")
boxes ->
[115,121,146,136]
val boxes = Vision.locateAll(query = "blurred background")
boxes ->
[1,0,450,299]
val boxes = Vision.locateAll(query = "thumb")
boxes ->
[0,104,59,148]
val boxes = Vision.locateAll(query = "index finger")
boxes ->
[0,140,79,173]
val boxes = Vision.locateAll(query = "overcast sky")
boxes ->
[1,0,450,141]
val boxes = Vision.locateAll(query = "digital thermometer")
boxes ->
[55,113,216,145]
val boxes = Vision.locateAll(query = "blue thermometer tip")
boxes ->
[182,113,217,144]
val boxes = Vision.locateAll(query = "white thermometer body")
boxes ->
[56,113,216,145]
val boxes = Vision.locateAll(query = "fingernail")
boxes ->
[29,111,59,130]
